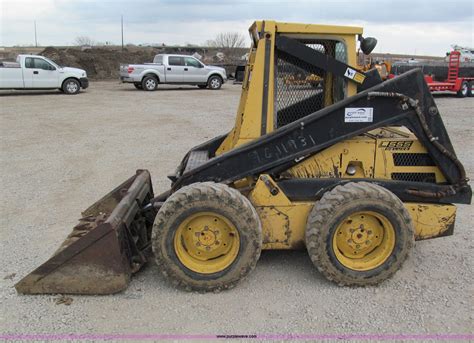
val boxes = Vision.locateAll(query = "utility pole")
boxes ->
[34,20,38,47]
[121,15,124,51]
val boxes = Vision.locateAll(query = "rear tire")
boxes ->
[142,76,158,91]
[208,75,222,90]
[152,182,262,292]
[134,83,143,90]
[467,81,473,97]
[197,85,207,89]
[305,182,414,286]
[457,81,468,98]
[62,78,81,95]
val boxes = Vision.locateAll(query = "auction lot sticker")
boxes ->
[344,107,374,122]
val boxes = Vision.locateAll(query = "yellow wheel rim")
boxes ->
[174,212,240,274]
[332,211,396,271]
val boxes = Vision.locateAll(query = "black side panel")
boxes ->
[277,178,472,205]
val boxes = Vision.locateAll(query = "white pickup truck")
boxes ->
[0,55,88,94]
[120,54,227,91]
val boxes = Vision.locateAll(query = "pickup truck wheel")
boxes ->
[134,83,143,90]
[62,78,81,95]
[208,75,222,90]
[197,85,207,89]
[142,76,158,91]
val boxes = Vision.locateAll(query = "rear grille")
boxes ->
[391,173,436,183]
[393,153,435,166]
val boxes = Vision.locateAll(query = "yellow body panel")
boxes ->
[247,174,457,250]
[249,175,312,249]
[285,127,446,183]
[405,203,456,240]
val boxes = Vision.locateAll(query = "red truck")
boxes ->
[424,51,474,97]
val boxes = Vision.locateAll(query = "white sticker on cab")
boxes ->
[344,67,356,79]
[344,108,374,122]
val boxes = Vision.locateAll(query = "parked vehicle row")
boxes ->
[120,54,227,91]
[0,53,228,94]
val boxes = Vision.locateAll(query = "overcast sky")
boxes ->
[1,0,473,56]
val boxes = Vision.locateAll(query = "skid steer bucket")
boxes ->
[15,170,155,295]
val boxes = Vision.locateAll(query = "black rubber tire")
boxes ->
[62,78,81,95]
[197,85,207,89]
[467,81,473,97]
[152,182,262,292]
[457,81,469,98]
[305,182,414,286]
[207,75,223,90]
[142,75,158,91]
[134,83,143,90]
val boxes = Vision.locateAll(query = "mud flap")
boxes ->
[15,170,156,295]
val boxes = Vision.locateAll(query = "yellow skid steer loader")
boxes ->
[16,21,471,294]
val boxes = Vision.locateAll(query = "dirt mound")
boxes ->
[40,46,246,80]
[41,47,157,79]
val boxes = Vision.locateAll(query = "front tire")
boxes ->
[467,81,473,97]
[142,76,158,91]
[305,182,414,286]
[457,81,468,98]
[62,78,81,95]
[152,182,262,292]
[208,75,222,90]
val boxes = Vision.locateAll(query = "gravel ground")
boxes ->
[0,82,473,337]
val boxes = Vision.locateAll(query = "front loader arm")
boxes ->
[173,69,470,204]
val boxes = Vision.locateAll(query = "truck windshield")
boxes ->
[42,57,60,68]
[153,55,163,64]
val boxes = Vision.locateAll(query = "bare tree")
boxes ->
[74,36,95,47]
[206,32,246,49]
